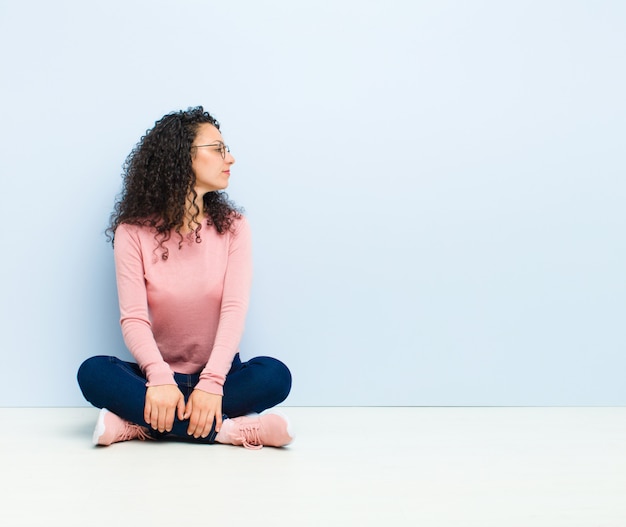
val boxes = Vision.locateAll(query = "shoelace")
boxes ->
[235,424,264,450]
[119,423,152,442]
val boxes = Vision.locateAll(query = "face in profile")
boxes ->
[191,123,235,195]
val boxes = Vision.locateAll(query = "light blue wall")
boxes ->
[1,0,624,406]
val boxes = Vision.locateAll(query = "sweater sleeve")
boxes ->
[195,216,253,395]
[114,224,177,387]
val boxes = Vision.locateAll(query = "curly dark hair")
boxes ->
[106,106,242,259]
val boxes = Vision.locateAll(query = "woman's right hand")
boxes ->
[144,385,186,433]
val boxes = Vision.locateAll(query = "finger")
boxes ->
[187,408,200,436]
[214,412,223,434]
[151,407,159,430]
[165,406,174,432]
[193,410,207,438]
[201,412,215,438]
[148,402,158,430]
[177,395,186,421]
[144,400,152,426]
[157,405,167,433]
[183,398,193,420]
[199,411,212,438]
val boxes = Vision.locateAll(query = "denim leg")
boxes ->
[77,354,292,443]
[222,355,292,417]
[77,355,149,427]
[77,356,216,443]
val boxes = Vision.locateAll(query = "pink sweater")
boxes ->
[113,216,252,396]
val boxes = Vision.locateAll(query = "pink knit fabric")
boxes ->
[113,216,252,396]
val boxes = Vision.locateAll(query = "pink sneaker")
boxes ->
[92,409,152,446]
[216,411,294,450]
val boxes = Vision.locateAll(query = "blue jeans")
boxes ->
[77,354,292,443]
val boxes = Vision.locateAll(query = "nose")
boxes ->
[226,151,235,164]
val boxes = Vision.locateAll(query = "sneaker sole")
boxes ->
[92,408,109,445]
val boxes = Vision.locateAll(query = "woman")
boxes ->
[77,107,293,449]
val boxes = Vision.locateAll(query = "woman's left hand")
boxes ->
[184,389,223,438]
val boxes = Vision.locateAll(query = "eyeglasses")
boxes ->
[191,142,231,159]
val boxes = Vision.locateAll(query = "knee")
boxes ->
[77,355,107,386]
[255,356,292,404]
[76,355,111,405]
[275,359,292,402]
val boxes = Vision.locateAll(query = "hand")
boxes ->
[144,385,186,433]
[184,389,223,439]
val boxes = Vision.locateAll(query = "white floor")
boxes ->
[1,407,625,526]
